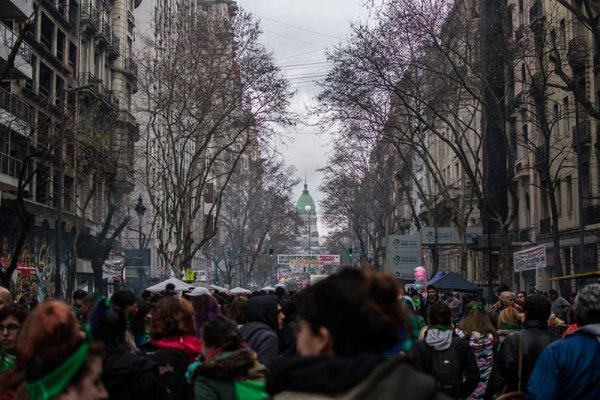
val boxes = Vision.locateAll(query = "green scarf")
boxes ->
[25,330,91,400]
[0,349,16,373]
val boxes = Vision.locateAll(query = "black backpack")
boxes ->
[430,339,463,397]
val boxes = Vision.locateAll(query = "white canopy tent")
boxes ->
[146,277,193,293]
[210,284,230,293]
[230,287,252,295]
[260,286,275,292]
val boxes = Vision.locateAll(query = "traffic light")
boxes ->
[348,248,353,259]
[269,248,274,259]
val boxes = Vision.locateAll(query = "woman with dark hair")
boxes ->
[186,288,221,338]
[12,300,108,399]
[89,299,167,399]
[139,296,202,400]
[224,296,248,327]
[189,316,266,399]
[267,268,450,400]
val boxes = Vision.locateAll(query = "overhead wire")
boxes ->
[255,13,341,40]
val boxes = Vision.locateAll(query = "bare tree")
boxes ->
[207,154,300,286]
[137,7,294,276]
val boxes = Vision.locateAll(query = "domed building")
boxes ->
[296,182,320,254]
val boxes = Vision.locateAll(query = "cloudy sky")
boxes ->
[135,1,371,235]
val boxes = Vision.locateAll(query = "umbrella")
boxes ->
[273,283,286,288]
[260,286,275,292]
[145,277,193,293]
[230,287,252,295]
[210,284,230,293]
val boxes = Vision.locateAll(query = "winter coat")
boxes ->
[485,320,555,397]
[267,354,452,400]
[526,323,600,400]
[240,296,280,367]
[139,335,202,400]
[413,328,480,399]
[102,343,168,400]
[190,350,267,400]
[420,296,442,322]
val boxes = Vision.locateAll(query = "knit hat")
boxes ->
[574,284,600,323]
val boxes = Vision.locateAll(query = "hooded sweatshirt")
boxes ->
[140,335,203,400]
[413,328,480,398]
[240,296,280,367]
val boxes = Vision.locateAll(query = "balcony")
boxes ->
[125,57,138,77]
[80,1,99,34]
[567,36,589,70]
[96,17,111,47]
[99,83,118,110]
[78,72,101,97]
[572,120,591,150]
[106,34,120,59]
[0,151,27,188]
[0,21,33,79]
[539,217,551,235]
[0,0,33,21]
[0,87,31,136]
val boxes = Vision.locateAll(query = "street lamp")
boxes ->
[304,205,312,255]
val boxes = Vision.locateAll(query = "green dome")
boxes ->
[296,183,316,214]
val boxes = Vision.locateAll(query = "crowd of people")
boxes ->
[0,272,598,399]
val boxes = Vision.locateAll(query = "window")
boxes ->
[566,176,573,214]
[562,97,570,135]
[555,180,562,216]
[553,104,560,135]
[559,19,566,52]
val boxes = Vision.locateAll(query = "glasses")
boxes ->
[0,323,21,333]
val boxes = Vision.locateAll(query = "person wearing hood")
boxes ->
[240,296,284,367]
[190,316,267,399]
[413,302,479,398]
[526,284,600,400]
[89,298,167,400]
[140,296,203,400]
[267,268,452,400]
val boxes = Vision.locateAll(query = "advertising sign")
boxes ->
[277,254,340,266]
[513,245,546,272]
[387,235,421,280]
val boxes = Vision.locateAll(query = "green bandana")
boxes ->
[0,349,16,373]
[434,324,450,331]
[25,328,91,400]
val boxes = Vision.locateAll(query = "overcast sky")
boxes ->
[135,1,371,235]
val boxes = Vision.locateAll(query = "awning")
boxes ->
[548,270,600,281]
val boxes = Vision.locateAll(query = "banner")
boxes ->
[513,245,546,272]
[277,254,340,266]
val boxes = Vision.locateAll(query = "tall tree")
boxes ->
[137,6,294,276]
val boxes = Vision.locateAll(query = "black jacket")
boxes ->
[485,320,557,397]
[139,342,196,400]
[102,343,168,400]
[241,296,280,367]
[267,354,452,400]
[413,331,480,399]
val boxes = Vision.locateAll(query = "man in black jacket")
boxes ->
[414,302,479,398]
[485,294,556,397]
[420,286,442,322]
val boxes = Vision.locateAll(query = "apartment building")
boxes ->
[0,0,141,296]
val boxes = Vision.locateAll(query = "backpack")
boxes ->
[430,340,462,397]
